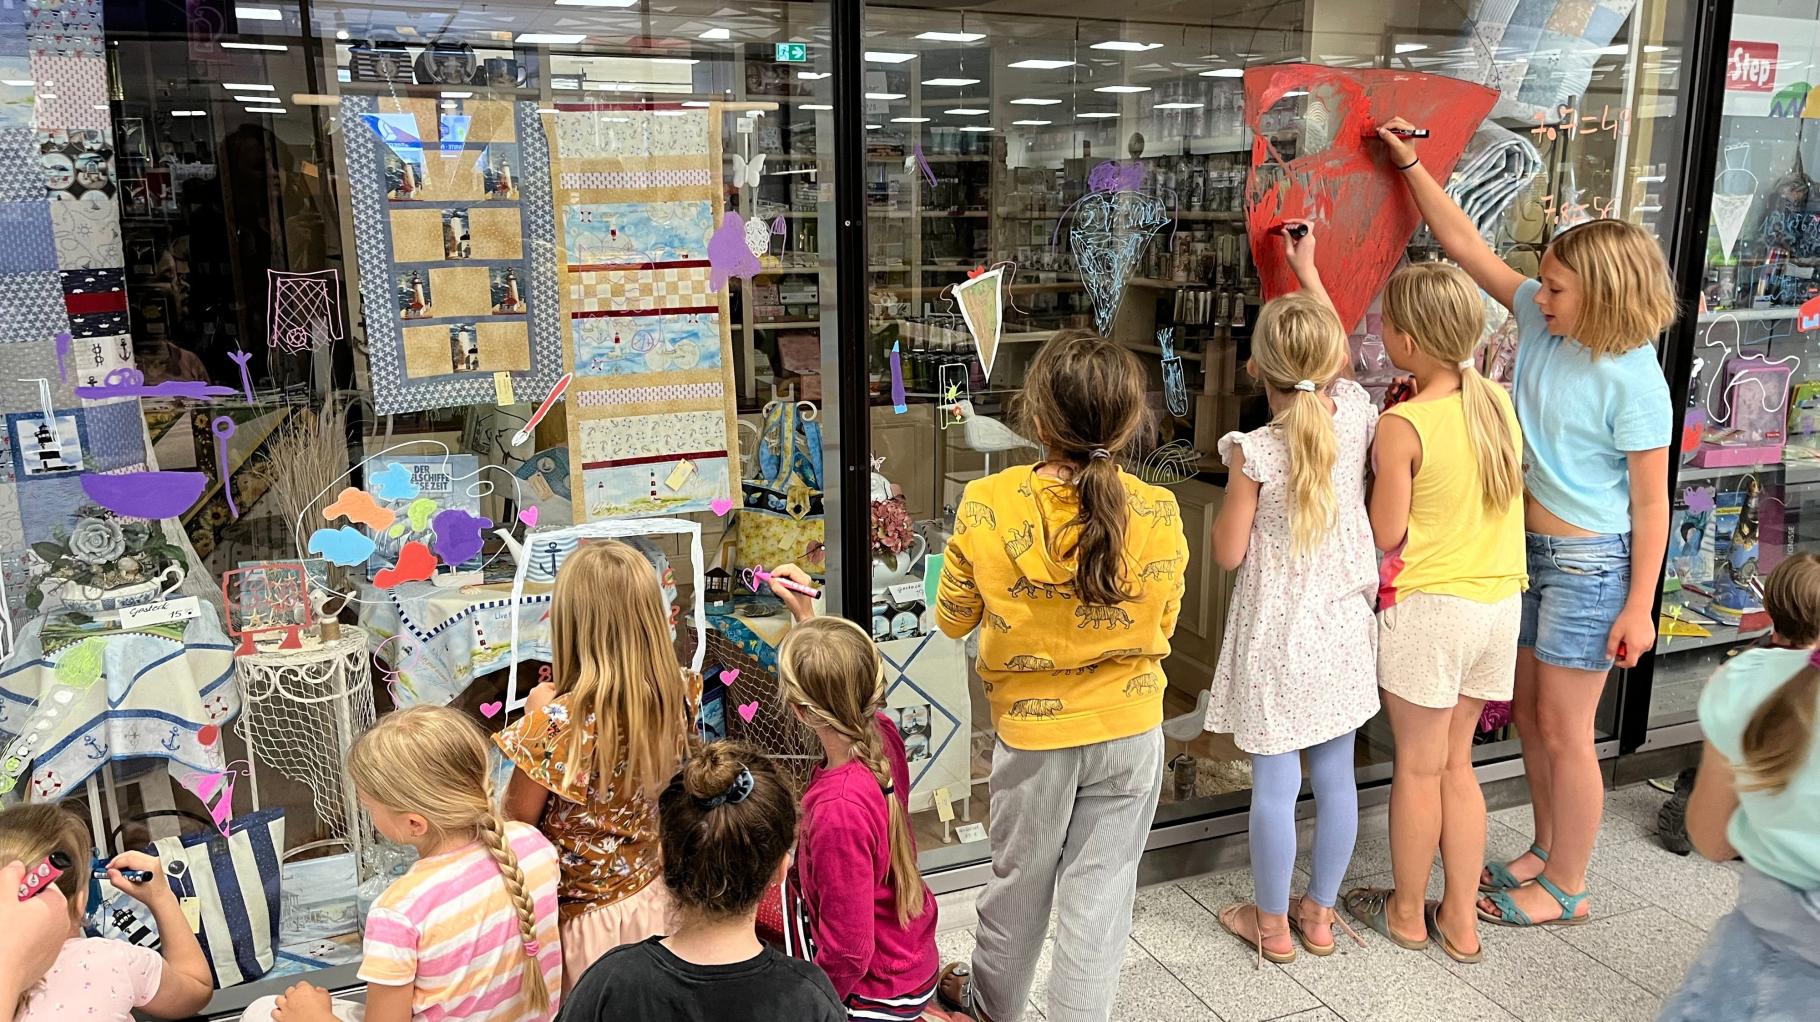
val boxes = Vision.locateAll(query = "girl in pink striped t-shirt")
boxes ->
[243,706,562,1022]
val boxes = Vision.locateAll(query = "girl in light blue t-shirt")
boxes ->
[1661,553,1820,1019]
[1374,118,1678,932]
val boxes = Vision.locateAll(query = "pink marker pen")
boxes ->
[751,568,822,600]
[17,851,69,901]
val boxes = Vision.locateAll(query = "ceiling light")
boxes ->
[960,125,994,132]
[1154,101,1202,109]
[1095,85,1150,93]
[1011,97,1061,105]
[220,42,288,51]
[798,71,829,80]
[866,123,882,129]
[1091,41,1162,52]
[440,100,458,109]
[891,116,931,123]
[866,51,916,63]
[866,92,905,100]
[1395,42,1428,53]
[681,100,710,107]
[171,110,207,117]
[919,31,985,43]
[946,107,988,115]
[335,29,348,40]
[1200,67,1245,78]
[652,58,698,65]
[699,28,730,40]
[232,95,274,103]
[245,106,286,113]
[441,91,472,99]
[1012,119,1051,126]
[1008,58,1074,70]
[236,6,281,21]
[1,79,34,87]
[515,32,587,44]
[922,77,980,87]
[223,82,274,91]
[553,0,638,6]
[802,103,832,110]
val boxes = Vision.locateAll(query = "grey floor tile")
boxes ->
[1264,1010,1345,1022]
[1130,883,1322,1022]
[1579,839,1739,931]
[1558,905,1710,998]
[1425,917,1661,1022]
[1481,818,1653,919]
[1028,936,1217,1022]
[1277,925,1519,1022]
[1180,863,1314,915]
[1605,781,1676,830]
[936,927,976,967]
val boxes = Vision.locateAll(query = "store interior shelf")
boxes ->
[1677,457,1820,484]
[1657,592,1771,654]
[1697,306,1804,324]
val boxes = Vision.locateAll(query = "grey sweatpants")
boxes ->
[970,727,1164,1022]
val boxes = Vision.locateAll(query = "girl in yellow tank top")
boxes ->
[1345,263,1525,964]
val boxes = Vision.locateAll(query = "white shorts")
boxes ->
[1377,591,1520,708]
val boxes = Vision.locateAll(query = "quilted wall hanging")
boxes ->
[341,96,565,414]
[543,104,739,520]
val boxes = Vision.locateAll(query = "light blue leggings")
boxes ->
[1248,730,1359,914]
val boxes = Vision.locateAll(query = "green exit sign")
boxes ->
[775,42,807,63]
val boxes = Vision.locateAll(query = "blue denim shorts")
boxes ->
[1517,532,1631,671]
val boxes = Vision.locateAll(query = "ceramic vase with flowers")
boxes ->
[27,508,187,618]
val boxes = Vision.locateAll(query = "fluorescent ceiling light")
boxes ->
[918,31,985,43]
[798,71,830,80]
[866,51,916,63]
[1394,42,1428,53]
[1008,58,1074,70]
[220,42,288,51]
[945,107,988,115]
[802,103,832,110]
[681,100,711,107]
[959,125,994,132]
[441,91,472,99]
[922,77,980,87]
[1154,101,1202,109]
[440,100,458,108]
[866,92,905,100]
[336,29,348,40]
[1012,119,1051,126]
[224,82,274,91]
[1079,111,1120,118]
[1,79,34,87]
[171,110,207,117]
[1010,97,1061,105]
[554,0,638,6]
[236,6,282,21]
[516,32,587,44]
[245,106,286,113]
[232,95,275,103]
[1095,85,1150,93]
[1091,41,1162,52]
[652,57,698,65]
[1200,67,1244,78]
[699,28,730,40]
[866,123,882,129]
[891,116,931,123]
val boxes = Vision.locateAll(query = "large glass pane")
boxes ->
[1652,0,1820,727]
[860,2,1692,866]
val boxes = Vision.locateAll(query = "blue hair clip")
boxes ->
[696,766,755,809]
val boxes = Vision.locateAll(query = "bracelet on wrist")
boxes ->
[1394,156,1419,171]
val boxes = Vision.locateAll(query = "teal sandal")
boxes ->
[1479,843,1548,892]
[1477,875,1590,928]
[1342,887,1430,951]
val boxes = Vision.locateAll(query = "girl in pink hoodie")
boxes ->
[766,573,961,1022]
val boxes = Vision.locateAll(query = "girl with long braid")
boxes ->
[249,705,562,1022]
[762,574,956,1021]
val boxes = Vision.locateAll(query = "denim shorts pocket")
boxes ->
[1549,542,1627,578]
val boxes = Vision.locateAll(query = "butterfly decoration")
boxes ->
[732,152,767,190]
[743,215,771,259]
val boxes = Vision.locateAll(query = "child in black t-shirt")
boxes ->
[559,742,844,1022]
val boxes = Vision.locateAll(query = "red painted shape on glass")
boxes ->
[1243,66,1497,335]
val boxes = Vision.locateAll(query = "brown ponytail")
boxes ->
[658,742,797,919]
[1740,554,1820,794]
[1018,330,1148,606]
[778,618,926,927]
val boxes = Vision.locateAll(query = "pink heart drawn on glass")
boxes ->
[480,701,504,719]
[710,497,735,517]
[518,506,538,527]
[719,668,741,685]
[737,701,759,723]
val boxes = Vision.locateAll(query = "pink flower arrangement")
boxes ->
[870,496,915,556]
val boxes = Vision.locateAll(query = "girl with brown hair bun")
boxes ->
[931,329,1189,1022]
[559,742,845,1022]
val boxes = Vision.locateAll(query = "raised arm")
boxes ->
[1282,219,1331,312]
[1376,118,1526,311]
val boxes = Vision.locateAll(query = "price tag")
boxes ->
[179,896,202,932]
[663,459,697,491]
[118,597,201,629]
[886,581,923,605]
[493,372,516,405]
[933,785,954,823]
[955,823,988,844]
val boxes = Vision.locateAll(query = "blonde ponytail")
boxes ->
[1251,292,1348,554]
[778,618,927,927]
[478,813,552,1015]
[1382,262,1520,514]
[1741,554,1820,795]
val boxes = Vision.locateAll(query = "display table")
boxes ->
[356,581,554,707]
[0,611,238,801]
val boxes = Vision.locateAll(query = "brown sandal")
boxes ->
[1288,894,1365,956]
[936,962,989,1022]
[1218,903,1297,968]
[1425,900,1484,964]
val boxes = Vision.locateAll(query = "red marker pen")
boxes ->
[17,851,69,901]
[1267,223,1310,240]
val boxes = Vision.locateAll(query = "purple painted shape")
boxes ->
[430,508,493,566]
[212,416,239,519]
[912,142,938,189]
[74,368,236,401]
[1088,160,1146,194]
[81,471,209,519]
[1685,486,1717,513]
[54,332,71,384]
[889,340,906,414]
[228,349,256,403]
[707,212,762,291]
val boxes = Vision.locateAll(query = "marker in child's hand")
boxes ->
[1267,223,1310,240]
[1367,125,1430,138]
[17,851,68,901]
[747,566,821,600]
[93,857,154,884]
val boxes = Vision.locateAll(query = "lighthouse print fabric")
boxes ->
[545,104,738,520]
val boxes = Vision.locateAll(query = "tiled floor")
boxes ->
[935,782,1732,1022]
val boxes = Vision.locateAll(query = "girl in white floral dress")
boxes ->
[1203,223,1379,965]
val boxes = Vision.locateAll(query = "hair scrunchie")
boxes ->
[1293,380,1317,393]
[696,766,755,809]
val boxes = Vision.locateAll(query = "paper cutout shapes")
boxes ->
[518,506,538,528]
[731,152,766,189]
[890,340,907,413]
[375,540,438,589]
[54,332,71,384]
[211,416,241,519]
[1157,327,1189,418]
[80,472,209,519]
[74,368,236,401]
[368,462,421,501]
[512,372,571,446]
[1243,65,1496,334]
[479,700,503,719]
[953,266,1005,379]
[1068,163,1171,336]
[267,269,345,353]
[324,487,397,531]
[430,508,492,565]
[307,526,377,566]
[708,212,763,290]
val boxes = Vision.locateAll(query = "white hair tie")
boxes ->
[1293,380,1316,393]
[1458,359,1474,370]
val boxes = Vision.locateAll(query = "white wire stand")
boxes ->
[233,626,380,876]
